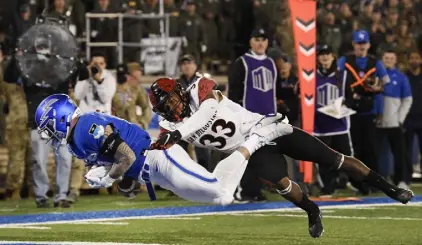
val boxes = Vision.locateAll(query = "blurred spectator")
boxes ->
[112,62,152,129]
[378,50,412,188]
[164,0,181,37]
[143,0,160,36]
[121,0,143,62]
[218,0,236,61]
[3,55,72,207]
[201,5,219,70]
[314,44,352,196]
[267,48,299,124]
[376,29,398,57]
[339,30,389,194]
[396,20,417,69]
[11,4,33,50]
[385,8,399,31]
[90,0,117,68]
[48,0,67,17]
[358,1,373,31]
[252,0,282,44]
[68,0,86,37]
[176,54,211,171]
[318,11,341,55]
[179,0,206,64]
[404,51,422,180]
[74,53,117,114]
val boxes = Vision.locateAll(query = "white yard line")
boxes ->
[0,225,51,230]
[231,213,422,221]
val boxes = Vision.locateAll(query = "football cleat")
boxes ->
[393,188,414,204]
[308,208,324,238]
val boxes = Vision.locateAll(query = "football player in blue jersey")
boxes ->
[35,93,289,205]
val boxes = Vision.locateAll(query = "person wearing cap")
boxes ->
[228,27,277,202]
[337,30,390,194]
[176,54,212,170]
[112,62,152,129]
[314,44,353,196]
[377,50,412,189]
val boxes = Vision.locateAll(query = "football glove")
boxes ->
[149,130,182,150]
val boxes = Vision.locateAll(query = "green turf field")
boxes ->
[0,187,421,245]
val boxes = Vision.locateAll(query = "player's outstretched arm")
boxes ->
[99,125,137,187]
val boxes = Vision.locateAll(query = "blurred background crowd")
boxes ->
[0,0,421,207]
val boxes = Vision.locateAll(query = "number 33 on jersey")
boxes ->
[159,78,264,154]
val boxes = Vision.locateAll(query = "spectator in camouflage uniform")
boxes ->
[1,58,30,201]
[113,63,152,129]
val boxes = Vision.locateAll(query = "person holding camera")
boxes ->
[74,52,116,115]
[112,62,152,129]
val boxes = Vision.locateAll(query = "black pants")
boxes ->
[240,127,342,194]
[376,127,407,184]
[404,128,422,182]
[350,114,378,172]
[316,133,353,194]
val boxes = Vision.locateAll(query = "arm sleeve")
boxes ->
[376,60,390,84]
[228,57,246,105]
[74,79,90,101]
[398,75,413,124]
[337,56,346,74]
[177,98,219,138]
[374,93,384,115]
[94,72,117,104]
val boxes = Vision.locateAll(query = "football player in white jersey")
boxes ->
[148,77,414,239]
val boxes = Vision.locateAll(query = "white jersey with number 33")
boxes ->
[159,78,267,153]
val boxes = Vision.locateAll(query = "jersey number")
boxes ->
[199,119,236,149]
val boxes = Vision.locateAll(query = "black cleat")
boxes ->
[394,189,414,204]
[308,209,324,238]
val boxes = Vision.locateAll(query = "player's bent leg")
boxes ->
[276,177,323,238]
[275,127,414,204]
[252,146,323,238]
[147,145,233,205]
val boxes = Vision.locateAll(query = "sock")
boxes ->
[278,180,319,214]
[364,170,399,197]
[241,134,260,155]
[213,151,247,195]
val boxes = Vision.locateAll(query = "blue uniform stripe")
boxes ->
[164,150,218,183]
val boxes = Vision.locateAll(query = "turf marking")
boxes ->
[0,242,163,245]
[230,213,422,221]
[0,196,420,228]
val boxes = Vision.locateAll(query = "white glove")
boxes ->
[99,174,116,188]
[85,165,111,188]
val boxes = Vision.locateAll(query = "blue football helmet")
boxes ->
[35,94,81,151]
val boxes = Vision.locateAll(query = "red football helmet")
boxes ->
[149,78,190,122]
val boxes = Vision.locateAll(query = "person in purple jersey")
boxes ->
[314,44,353,196]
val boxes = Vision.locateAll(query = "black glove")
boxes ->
[149,130,182,150]
[117,176,140,199]
[277,101,290,115]
[3,103,9,115]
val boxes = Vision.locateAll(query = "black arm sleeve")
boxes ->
[228,57,246,105]
[99,125,124,157]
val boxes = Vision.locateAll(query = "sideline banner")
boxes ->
[289,0,316,183]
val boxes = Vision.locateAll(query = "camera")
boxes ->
[90,64,100,76]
